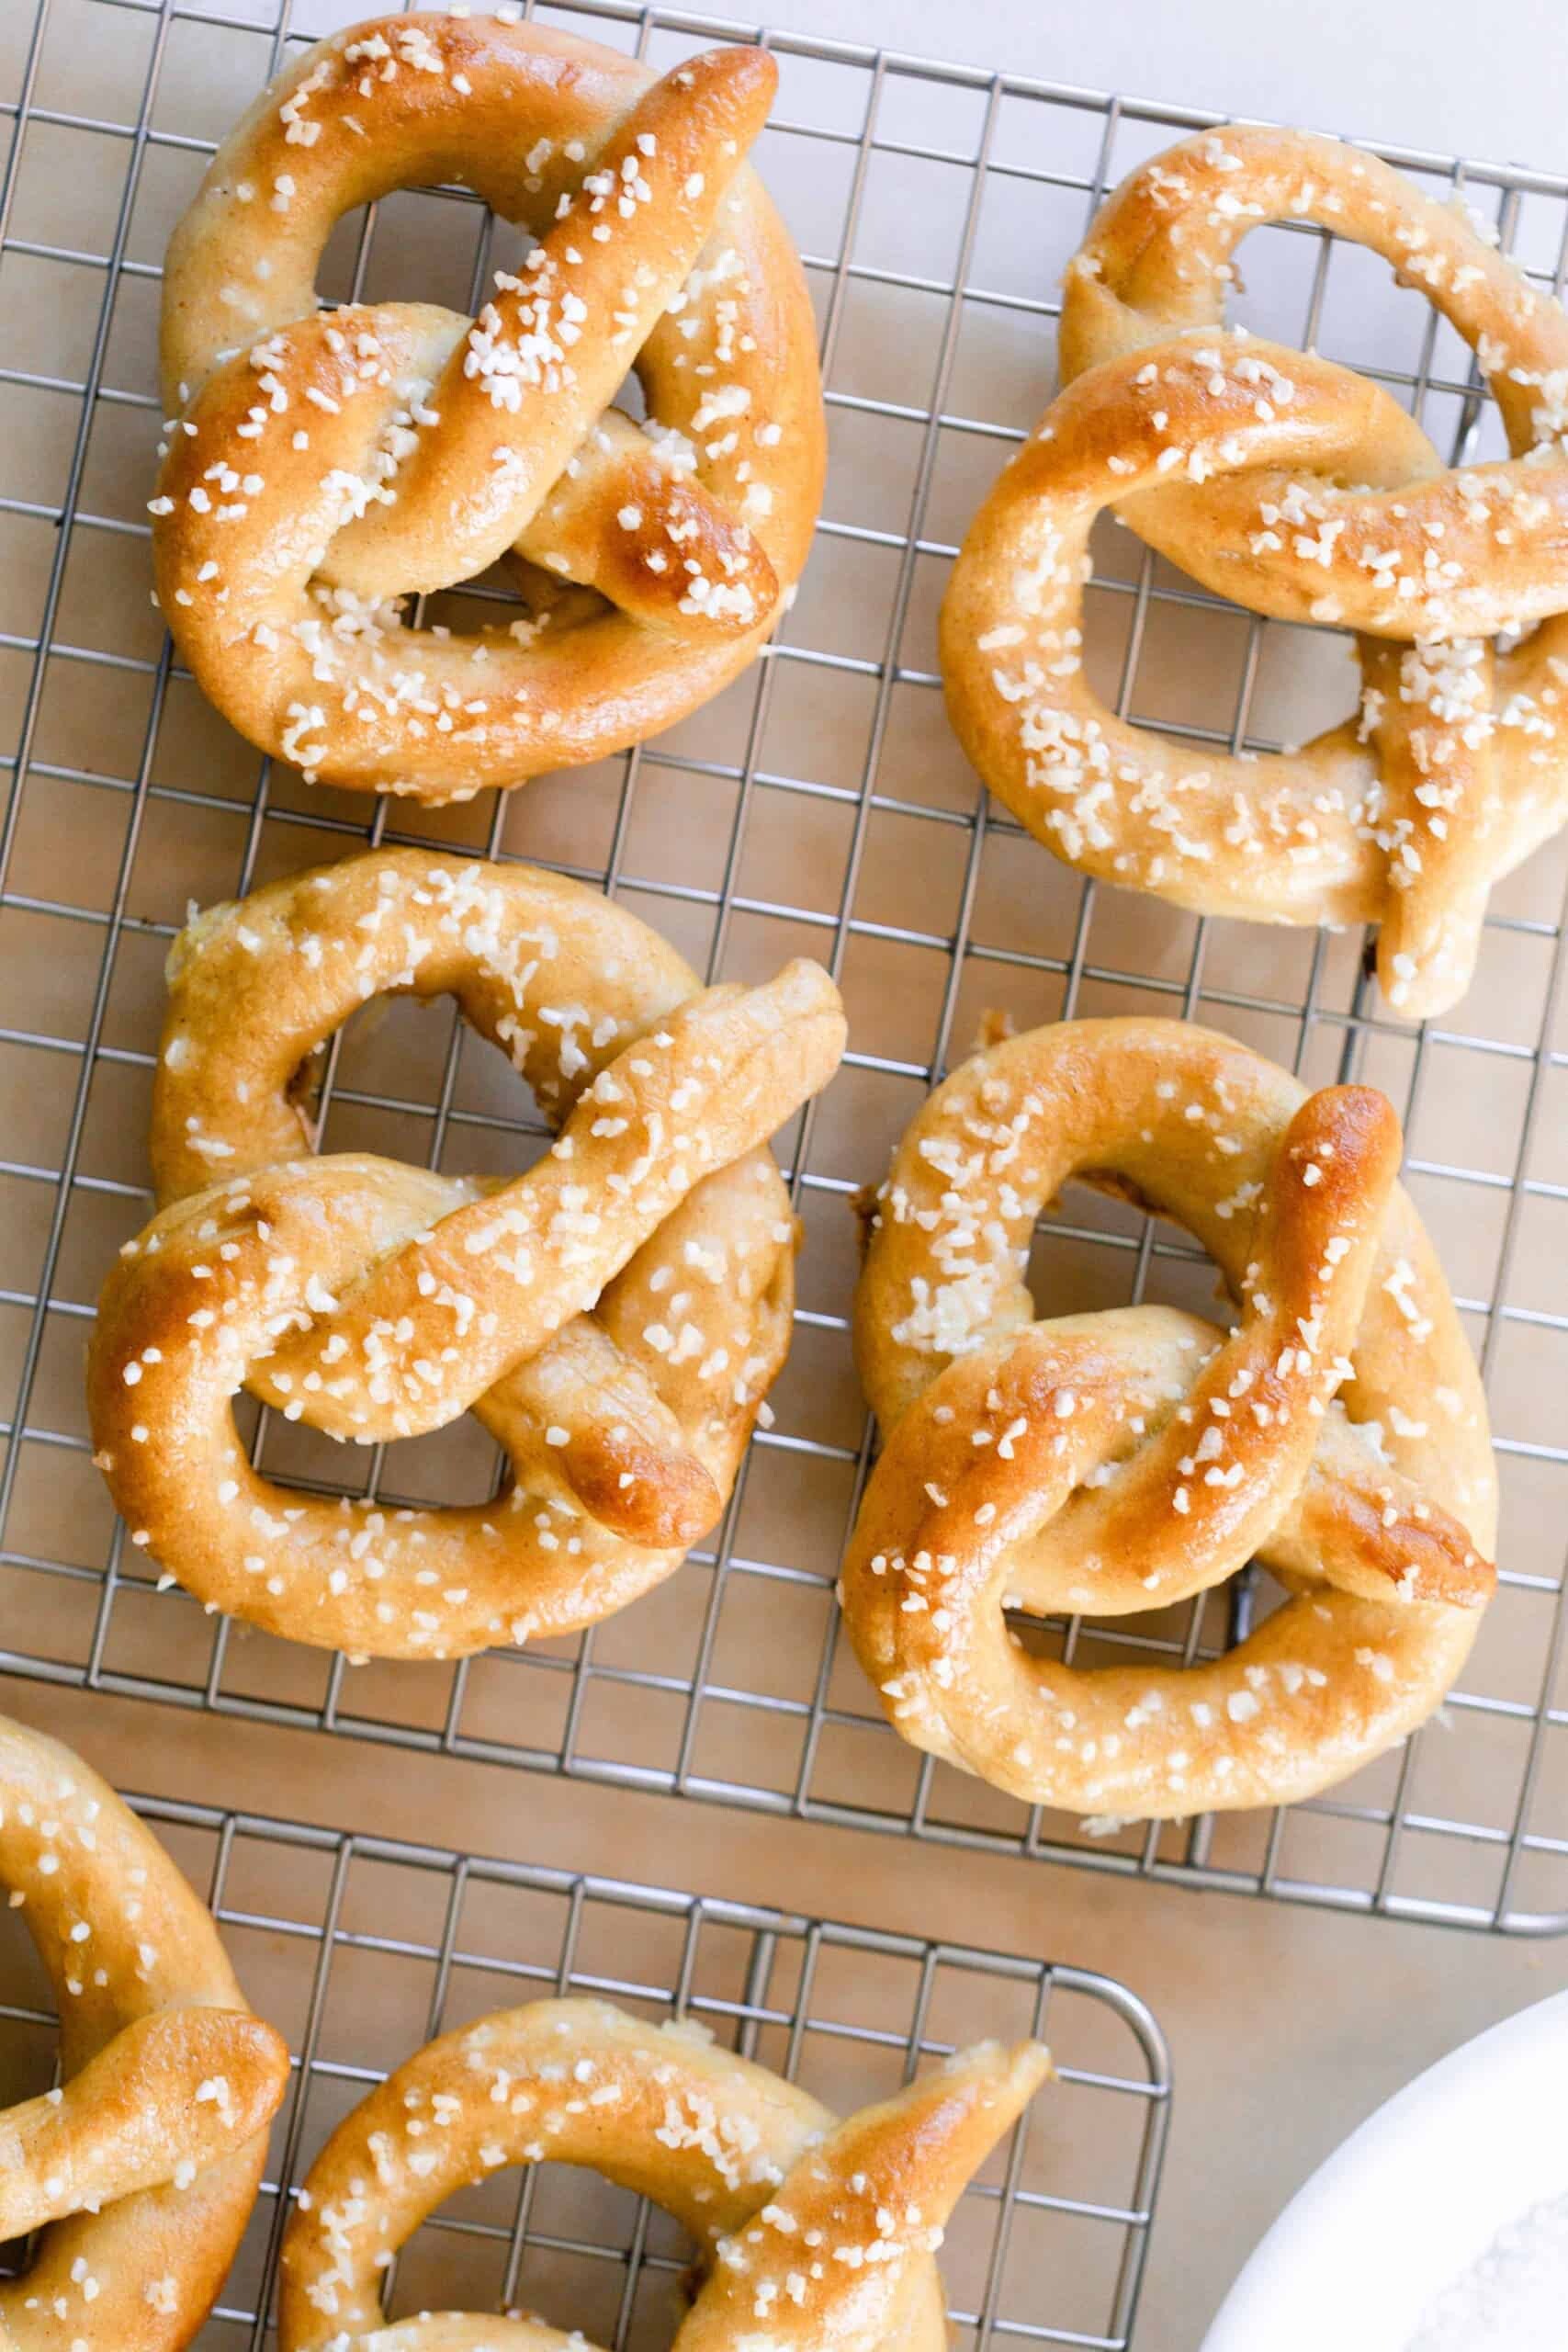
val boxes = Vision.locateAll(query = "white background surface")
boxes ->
[755,0,1568,169]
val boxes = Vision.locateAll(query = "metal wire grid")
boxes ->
[0,1793,1171,2348]
[1,0,1568,1932]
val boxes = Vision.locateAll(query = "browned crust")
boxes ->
[940,124,1568,1020]
[841,1015,1496,1819]
[278,1996,1045,2349]
[89,851,845,1660]
[0,1716,288,2347]
[153,16,826,799]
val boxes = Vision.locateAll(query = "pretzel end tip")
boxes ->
[934,2036,1055,2128]
[999,2036,1055,2098]
[662,40,778,134]
[558,1432,723,1548]
[771,956,849,1078]
[199,2007,294,2135]
[1285,1082,1404,1210]
[696,39,779,99]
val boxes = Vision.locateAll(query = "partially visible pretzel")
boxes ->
[0,1713,288,2346]
[277,1996,1049,2350]
[842,1017,1497,1818]
[942,126,1568,1018]
[88,851,845,1659]
[153,14,824,799]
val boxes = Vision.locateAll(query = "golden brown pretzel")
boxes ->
[152,13,824,800]
[0,1714,288,2347]
[942,126,1568,1019]
[87,851,845,1660]
[277,1996,1049,2350]
[842,1017,1497,1818]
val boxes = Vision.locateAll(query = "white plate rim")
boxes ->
[1202,1984,1568,2351]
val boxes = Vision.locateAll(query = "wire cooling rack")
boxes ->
[0,1794,1170,2348]
[3,0,1568,1936]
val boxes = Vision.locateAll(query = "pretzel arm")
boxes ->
[0,2008,288,2242]
[261,962,844,1442]
[473,1315,722,1548]
[325,47,776,597]
[676,2042,1049,2350]
[517,406,778,641]
[308,311,775,641]
[1261,1405,1495,1609]
[1004,1089,1401,1611]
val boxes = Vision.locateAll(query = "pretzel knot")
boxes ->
[152,13,824,801]
[841,1018,1497,1819]
[0,1716,288,2346]
[277,1996,1049,2351]
[87,851,846,1660]
[942,126,1568,1019]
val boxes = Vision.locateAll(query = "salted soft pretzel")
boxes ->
[277,1995,1049,2349]
[87,851,845,1659]
[0,1713,288,2346]
[842,1017,1497,1818]
[942,125,1568,1018]
[152,13,824,799]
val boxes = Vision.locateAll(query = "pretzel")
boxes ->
[277,1995,1049,2349]
[942,126,1568,1019]
[841,1017,1497,1818]
[87,850,845,1660]
[152,13,824,801]
[0,1713,288,2346]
